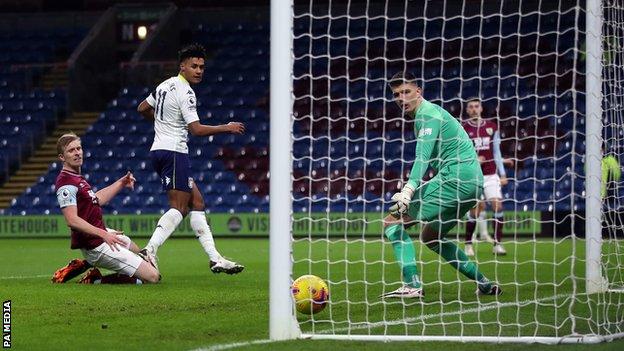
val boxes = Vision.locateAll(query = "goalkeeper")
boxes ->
[381,72,501,299]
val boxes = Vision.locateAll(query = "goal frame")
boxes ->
[585,0,608,296]
[269,0,300,341]
[269,0,621,343]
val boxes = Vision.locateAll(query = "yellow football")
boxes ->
[291,275,329,315]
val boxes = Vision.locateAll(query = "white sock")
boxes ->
[147,208,183,254]
[190,210,222,261]
[477,211,489,237]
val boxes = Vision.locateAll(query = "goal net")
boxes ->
[602,0,624,295]
[270,0,624,343]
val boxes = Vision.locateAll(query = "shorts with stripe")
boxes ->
[150,150,194,193]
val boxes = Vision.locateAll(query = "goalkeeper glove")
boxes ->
[389,183,416,217]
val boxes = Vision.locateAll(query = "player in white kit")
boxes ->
[137,43,245,274]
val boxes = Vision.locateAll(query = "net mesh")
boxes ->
[289,0,624,340]
[603,0,624,295]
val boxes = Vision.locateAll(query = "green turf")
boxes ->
[0,238,623,351]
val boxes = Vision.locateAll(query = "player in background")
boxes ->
[462,98,510,256]
[380,73,500,298]
[473,156,515,243]
[53,133,160,284]
[601,145,622,237]
[137,43,245,274]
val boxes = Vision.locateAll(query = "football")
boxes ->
[291,275,329,315]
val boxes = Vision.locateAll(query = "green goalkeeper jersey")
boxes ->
[407,99,480,189]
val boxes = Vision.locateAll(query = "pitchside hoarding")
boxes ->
[0,211,541,238]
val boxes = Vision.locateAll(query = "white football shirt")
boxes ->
[145,74,199,153]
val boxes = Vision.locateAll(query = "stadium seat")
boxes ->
[7,15,587,215]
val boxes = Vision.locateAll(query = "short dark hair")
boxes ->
[388,72,420,89]
[178,43,206,63]
[466,97,481,104]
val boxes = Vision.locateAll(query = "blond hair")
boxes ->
[56,132,80,155]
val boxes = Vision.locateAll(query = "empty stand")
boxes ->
[4,14,599,214]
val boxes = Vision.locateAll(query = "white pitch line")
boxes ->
[193,292,576,351]
[316,292,574,334]
[0,274,49,280]
[190,339,274,351]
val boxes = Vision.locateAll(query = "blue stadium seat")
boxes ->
[8,14,585,215]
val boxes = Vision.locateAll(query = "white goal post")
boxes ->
[585,0,606,295]
[270,0,624,343]
[269,0,300,341]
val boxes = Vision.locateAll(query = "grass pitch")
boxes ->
[0,238,623,351]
